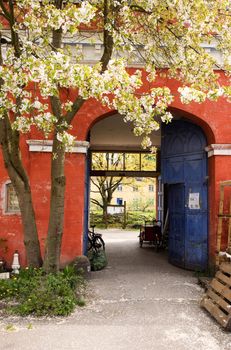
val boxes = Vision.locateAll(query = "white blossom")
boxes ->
[57,132,76,152]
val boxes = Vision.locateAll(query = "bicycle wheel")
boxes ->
[87,238,93,251]
[93,236,105,251]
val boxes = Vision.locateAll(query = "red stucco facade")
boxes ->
[0,72,231,269]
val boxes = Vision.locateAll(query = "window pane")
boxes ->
[91,152,124,171]
[91,152,108,170]
[107,153,123,171]
[125,153,140,171]
[141,154,156,171]
[6,183,19,212]
[116,198,123,205]
[91,152,157,172]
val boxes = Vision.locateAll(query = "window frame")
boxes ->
[90,150,160,177]
[3,181,20,215]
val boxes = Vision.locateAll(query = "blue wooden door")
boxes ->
[162,120,208,270]
[168,183,185,267]
[184,152,208,270]
[185,182,208,270]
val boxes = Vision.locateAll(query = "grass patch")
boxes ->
[0,266,85,317]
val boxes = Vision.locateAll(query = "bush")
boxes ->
[0,266,85,316]
[90,210,155,229]
[88,250,107,271]
[126,212,155,229]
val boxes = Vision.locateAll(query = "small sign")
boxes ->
[107,206,124,214]
[188,193,200,209]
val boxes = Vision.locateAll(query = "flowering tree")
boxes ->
[0,0,230,272]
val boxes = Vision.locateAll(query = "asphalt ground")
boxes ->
[0,229,231,350]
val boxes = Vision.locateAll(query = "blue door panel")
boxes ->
[164,157,184,183]
[185,244,207,270]
[165,135,186,155]
[185,214,207,267]
[187,133,205,153]
[184,183,208,270]
[169,215,185,267]
[168,184,185,267]
[184,157,204,182]
[162,120,208,271]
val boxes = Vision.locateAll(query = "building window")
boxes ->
[135,177,143,182]
[5,183,20,213]
[116,198,123,205]
[133,186,138,192]
[149,185,154,192]
[117,184,123,192]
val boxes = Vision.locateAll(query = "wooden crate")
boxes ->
[201,263,231,330]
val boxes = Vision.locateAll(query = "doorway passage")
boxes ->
[89,150,159,229]
[84,115,208,271]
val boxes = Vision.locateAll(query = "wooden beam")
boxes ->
[90,170,160,177]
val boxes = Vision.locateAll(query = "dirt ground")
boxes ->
[0,229,231,350]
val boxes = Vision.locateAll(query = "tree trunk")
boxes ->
[42,14,67,273]
[43,135,66,273]
[17,186,43,267]
[103,203,108,228]
[0,118,42,267]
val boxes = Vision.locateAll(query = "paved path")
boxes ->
[0,229,231,350]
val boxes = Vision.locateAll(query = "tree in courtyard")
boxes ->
[91,176,123,227]
[0,0,230,272]
[90,151,157,225]
[90,152,123,226]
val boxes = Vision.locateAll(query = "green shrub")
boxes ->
[88,250,107,271]
[90,210,156,229]
[0,266,85,316]
[126,211,155,228]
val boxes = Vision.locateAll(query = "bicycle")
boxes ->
[88,226,105,252]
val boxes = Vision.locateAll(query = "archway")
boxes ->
[84,112,210,271]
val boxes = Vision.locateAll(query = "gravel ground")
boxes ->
[0,229,231,350]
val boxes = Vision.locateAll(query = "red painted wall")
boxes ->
[0,71,230,269]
